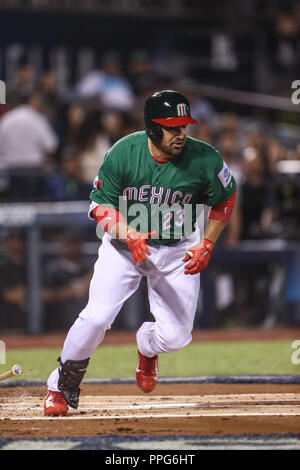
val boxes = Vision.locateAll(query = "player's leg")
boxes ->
[135,238,200,392]
[138,261,200,355]
[46,234,142,413]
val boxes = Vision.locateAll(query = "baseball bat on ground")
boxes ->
[0,364,23,382]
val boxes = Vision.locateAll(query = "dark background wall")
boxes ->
[0,9,259,91]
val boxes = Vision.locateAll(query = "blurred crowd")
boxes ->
[0,227,94,332]
[269,5,300,95]
[0,46,300,332]
[1,48,299,241]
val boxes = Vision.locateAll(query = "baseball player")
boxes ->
[44,90,236,416]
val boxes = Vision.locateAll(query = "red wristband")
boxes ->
[92,205,125,233]
[208,189,236,222]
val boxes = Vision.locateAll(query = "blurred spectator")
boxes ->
[43,147,92,201]
[178,78,217,124]
[244,122,267,154]
[216,129,244,186]
[217,113,247,151]
[36,70,61,124]
[190,118,213,145]
[0,229,27,331]
[75,50,135,111]
[217,130,239,162]
[296,143,300,160]
[221,147,277,326]
[75,109,110,183]
[229,146,276,242]
[127,49,157,97]
[6,62,35,106]
[43,231,93,331]
[101,109,134,144]
[55,101,86,155]
[264,138,287,176]
[271,9,300,94]
[0,90,59,201]
[272,161,300,240]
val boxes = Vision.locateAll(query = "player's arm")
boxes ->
[183,188,236,275]
[90,150,155,265]
[92,205,156,265]
[92,186,157,265]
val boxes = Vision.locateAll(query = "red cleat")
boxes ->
[136,350,158,393]
[44,390,68,417]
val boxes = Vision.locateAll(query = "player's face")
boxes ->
[159,125,188,158]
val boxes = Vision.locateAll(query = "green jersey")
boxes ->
[90,131,236,245]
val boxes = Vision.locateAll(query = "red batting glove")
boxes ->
[182,238,215,275]
[125,229,157,265]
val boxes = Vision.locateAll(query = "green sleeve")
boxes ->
[204,148,236,207]
[89,149,122,210]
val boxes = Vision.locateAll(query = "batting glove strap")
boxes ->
[182,238,215,275]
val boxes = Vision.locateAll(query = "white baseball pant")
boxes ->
[47,230,200,391]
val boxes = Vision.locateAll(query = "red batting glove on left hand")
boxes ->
[125,229,157,265]
[182,238,215,275]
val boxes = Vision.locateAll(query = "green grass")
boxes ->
[1,340,300,382]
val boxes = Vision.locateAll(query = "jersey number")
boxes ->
[162,209,184,231]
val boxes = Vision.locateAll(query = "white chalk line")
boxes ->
[2,397,300,413]
[1,393,300,404]
[1,412,300,421]
[0,402,198,411]
[2,402,300,413]
[2,399,300,408]
[1,394,300,420]
[1,393,299,401]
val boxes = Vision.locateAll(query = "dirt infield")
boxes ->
[1,328,300,447]
[1,383,300,439]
